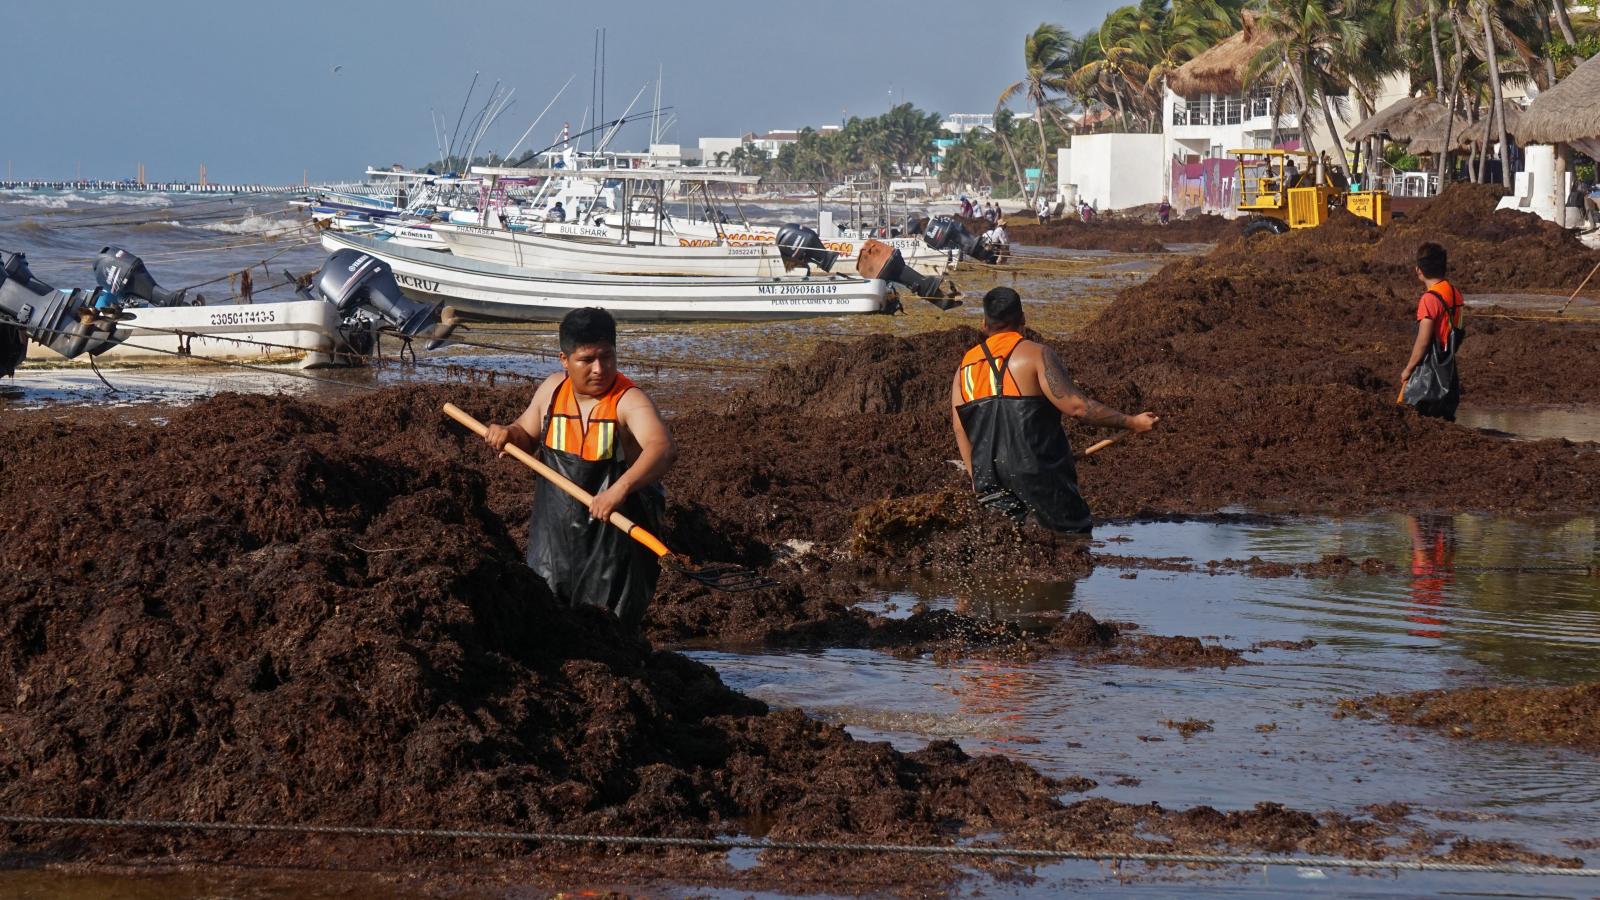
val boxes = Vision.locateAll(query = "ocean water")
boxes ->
[0,189,327,301]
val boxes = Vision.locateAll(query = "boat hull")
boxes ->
[322,232,893,323]
[24,300,346,368]
[434,223,952,278]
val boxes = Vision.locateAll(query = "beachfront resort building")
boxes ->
[1057,12,1411,214]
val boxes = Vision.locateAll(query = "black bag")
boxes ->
[1402,290,1464,407]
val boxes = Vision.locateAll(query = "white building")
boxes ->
[1057,133,1166,210]
[941,113,994,135]
[646,143,702,167]
[698,136,744,167]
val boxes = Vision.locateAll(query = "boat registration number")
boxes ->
[757,283,838,295]
[208,309,277,326]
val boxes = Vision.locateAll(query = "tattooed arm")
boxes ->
[1039,346,1159,433]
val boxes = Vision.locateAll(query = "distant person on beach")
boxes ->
[1157,196,1172,226]
[950,287,1158,532]
[1400,242,1466,421]
[987,202,1000,223]
[960,195,974,218]
[547,201,567,222]
[1284,157,1300,189]
[482,307,676,631]
[1586,182,1600,228]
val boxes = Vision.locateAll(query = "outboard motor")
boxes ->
[0,249,125,376]
[311,249,458,350]
[94,246,188,307]
[774,224,838,273]
[855,239,961,311]
[922,215,999,264]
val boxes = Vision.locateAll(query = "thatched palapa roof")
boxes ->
[1408,103,1478,156]
[1455,101,1525,147]
[1345,96,1486,155]
[1168,12,1272,98]
[1519,53,1600,145]
[1345,96,1431,143]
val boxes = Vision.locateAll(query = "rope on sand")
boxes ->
[1,814,1595,877]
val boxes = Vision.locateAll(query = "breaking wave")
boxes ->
[16,191,175,209]
[190,213,305,235]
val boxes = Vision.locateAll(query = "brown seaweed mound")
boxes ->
[673,185,1600,528]
[1010,212,1236,252]
[1341,683,1600,752]
[3,388,1553,884]
[0,388,1075,877]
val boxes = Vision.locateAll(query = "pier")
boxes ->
[0,180,353,195]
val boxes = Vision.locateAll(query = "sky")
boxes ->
[1,0,1127,184]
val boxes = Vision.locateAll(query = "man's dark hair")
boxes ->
[982,287,1024,328]
[1416,242,1448,279]
[559,307,617,354]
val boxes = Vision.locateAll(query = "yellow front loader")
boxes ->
[1231,148,1389,236]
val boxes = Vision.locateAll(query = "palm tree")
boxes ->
[998,23,1079,201]
[940,129,1006,193]
[1142,1,1250,122]
[988,109,1033,201]
[1474,0,1512,188]
[1253,0,1366,160]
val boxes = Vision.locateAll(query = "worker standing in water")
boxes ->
[951,287,1158,532]
[483,307,676,630]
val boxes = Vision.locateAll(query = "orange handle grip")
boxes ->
[442,403,672,559]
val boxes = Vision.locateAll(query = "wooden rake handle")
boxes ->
[1078,438,1117,458]
[442,403,672,559]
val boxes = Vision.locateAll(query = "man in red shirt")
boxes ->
[1400,242,1465,421]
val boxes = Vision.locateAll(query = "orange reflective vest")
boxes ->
[958,331,1025,403]
[544,373,636,461]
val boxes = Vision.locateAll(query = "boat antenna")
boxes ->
[507,75,575,160]
[589,30,599,153]
[596,82,651,155]
[445,72,480,170]
[599,27,606,153]
[651,65,662,145]
[430,108,446,171]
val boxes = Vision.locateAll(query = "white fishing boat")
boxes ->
[321,231,897,322]
[6,244,457,375]
[437,166,952,278]
[434,221,946,278]
[23,300,352,368]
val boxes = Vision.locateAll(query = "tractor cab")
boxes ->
[1231,148,1389,235]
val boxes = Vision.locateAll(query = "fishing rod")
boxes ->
[456,80,502,165]
[595,82,652,155]
[444,72,480,168]
[511,109,672,167]
[463,84,517,166]
[505,75,575,161]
